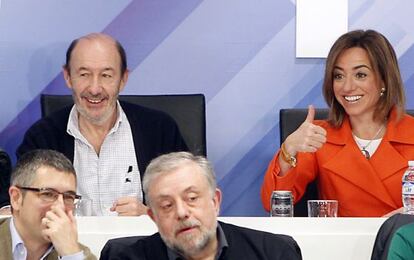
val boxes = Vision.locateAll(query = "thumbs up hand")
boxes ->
[283,105,327,157]
[304,104,316,123]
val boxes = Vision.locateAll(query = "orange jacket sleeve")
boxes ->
[261,150,318,212]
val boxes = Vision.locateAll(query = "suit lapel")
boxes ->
[321,116,403,208]
[45,250,59,260]
[370,140,407,180]
[0,218,13,260]
[323,143,398,207]
[145,233,170,259]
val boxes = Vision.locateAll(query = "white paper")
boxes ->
[296,0,348,58]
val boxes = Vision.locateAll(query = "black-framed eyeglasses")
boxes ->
[16,186,82,207]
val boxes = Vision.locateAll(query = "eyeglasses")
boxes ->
[16,186,82,207]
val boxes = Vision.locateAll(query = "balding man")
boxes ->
[17,33,187,216]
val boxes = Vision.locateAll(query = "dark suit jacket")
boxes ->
[100,221,302,260]
[17,101,188,182]
[0,217,96,260]
[371,213,414,260]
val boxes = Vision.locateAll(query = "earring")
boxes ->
[380,87,386,96]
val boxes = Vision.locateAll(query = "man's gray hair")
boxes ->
[11,149,76,187]
[143,152,216,205]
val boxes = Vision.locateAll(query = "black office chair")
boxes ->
[280,108,414,144]
[279,108,414,217]
[0,149,11,208]
[279,108,329,217]
[41,94,207,156]
[371,213,414,260]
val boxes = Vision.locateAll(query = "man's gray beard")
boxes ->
[76,101,116,126]
[161,224,217,258]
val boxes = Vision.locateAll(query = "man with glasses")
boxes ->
[0,149,95,259]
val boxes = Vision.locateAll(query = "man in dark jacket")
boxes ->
[17,33,187,216]
[100,152,302,260]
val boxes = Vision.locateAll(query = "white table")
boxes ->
[76,216,386,259]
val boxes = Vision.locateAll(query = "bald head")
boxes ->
[64,33,127,75]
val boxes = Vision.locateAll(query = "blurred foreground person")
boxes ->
[0,149,95,260]
[101,152,301,260]
[387,218,414,259]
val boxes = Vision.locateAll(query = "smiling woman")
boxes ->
[261,29,414,217]
[332,46,388,159]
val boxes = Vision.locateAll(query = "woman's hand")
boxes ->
[279,105,327,174]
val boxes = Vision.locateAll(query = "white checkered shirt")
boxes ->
[67,101,143,216]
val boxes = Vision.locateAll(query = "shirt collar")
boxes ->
[166,222,228,260]
[67,100,124,139]
[10,218,25,258]
[10,218,53,260]
[215,223,229,258]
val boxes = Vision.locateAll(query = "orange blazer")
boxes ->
[261,109,414,217]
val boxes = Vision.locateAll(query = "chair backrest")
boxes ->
[279,108,329,145]
[0,149,11,208]
[41,94,207,156]
[371,213,414,260]
[279,108,328,216]
[279,108,414,216]
[280,109,414,144]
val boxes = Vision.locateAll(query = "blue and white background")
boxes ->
[0,0,414,216]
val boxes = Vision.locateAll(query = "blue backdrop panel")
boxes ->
[1,0,414,216]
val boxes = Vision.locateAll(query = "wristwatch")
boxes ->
[281,142,297,167]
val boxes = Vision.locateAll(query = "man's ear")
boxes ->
[119,69,129,92]
[62,66,73,90]
[9,186,23,211]
[213,188,222,216]
[147,207,156,222]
